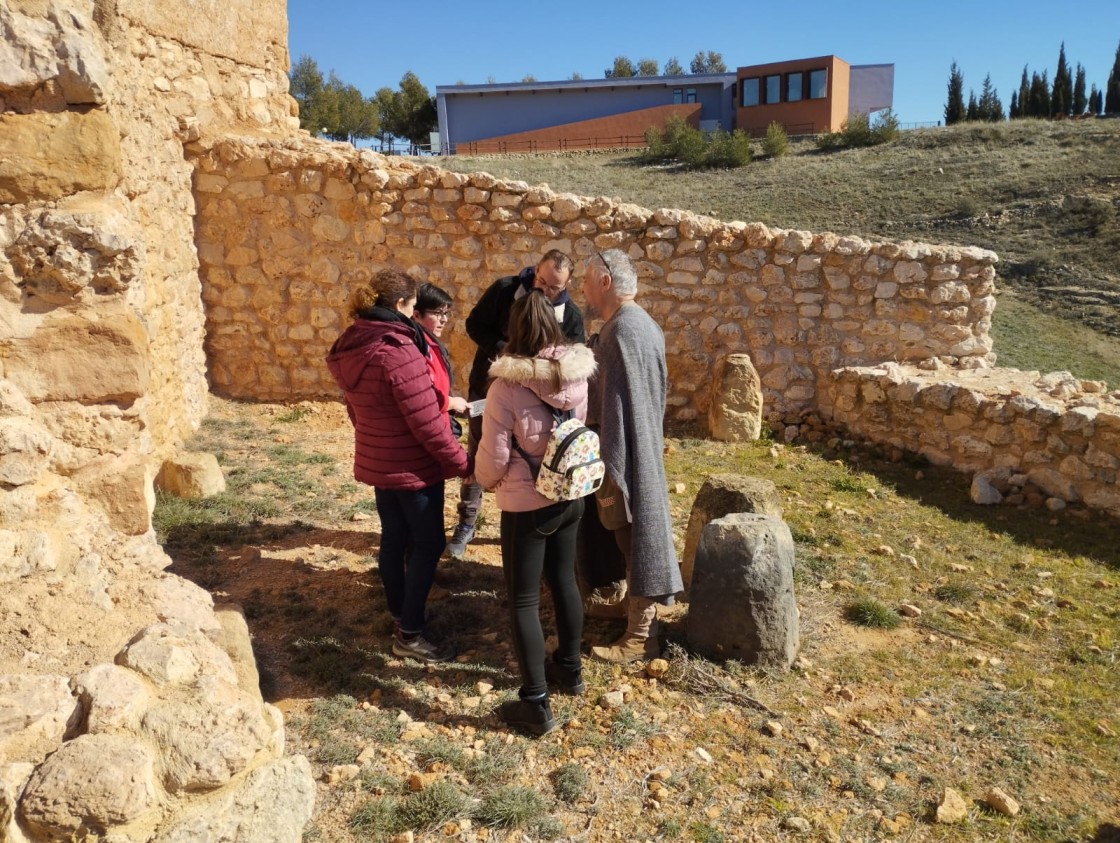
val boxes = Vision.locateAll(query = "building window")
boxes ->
[765,75,782,104]
[809,68,828,99]
[673,88,683,104]
[685,87,697,103]
[787,72,803,102]
[741,77,759,107]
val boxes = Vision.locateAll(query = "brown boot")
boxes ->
[583,579,628,619]
[590,597,660,664]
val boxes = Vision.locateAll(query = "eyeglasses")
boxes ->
[421,309,452,321]
[597,251,614,284]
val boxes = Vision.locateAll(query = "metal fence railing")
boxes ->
[450,135,649,155]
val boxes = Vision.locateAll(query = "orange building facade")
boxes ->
[736,55,852,136]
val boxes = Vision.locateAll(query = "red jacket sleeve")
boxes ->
[385,343,469,478]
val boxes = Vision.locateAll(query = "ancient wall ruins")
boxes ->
[2,0,1118,839]
[188,135,1120,518]
[191,136,1001,421]
[1,1,314,840]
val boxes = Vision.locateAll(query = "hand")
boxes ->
[448,395,469,414]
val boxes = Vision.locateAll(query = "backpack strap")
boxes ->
[511,402,570,480]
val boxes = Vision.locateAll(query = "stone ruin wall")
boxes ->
[1,1,314,841]
[191,135,1001,417]
[191,136,1120,519]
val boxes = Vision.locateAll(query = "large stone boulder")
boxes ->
[686,513,799,667]
[681,474,783,591]
[18,733,160,838]
[155,451,226,499]
[708,353,763,442]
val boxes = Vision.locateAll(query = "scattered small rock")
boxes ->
[936,787,969,823]
[783,815,811,832]
[693,747,713,764]
[984,787,1020,817]
[898,603,922,618]
[350,511,372,522]
[764,721,783,737]
[645,659,670,678]
[600,691,625,709]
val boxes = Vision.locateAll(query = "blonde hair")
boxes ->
[350,268,418,316]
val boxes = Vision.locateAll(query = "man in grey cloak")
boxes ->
[581,249,683,663]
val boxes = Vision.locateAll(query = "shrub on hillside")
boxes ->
[642,114,751,169]
[705,129,752,168]
[642,125,670,162]
[763,121,789,157]
[815,109,900,151]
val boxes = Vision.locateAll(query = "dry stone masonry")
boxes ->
[190,135,1002,423]
[1,0,1118,838]
[1,0,313,840]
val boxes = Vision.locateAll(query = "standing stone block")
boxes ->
[686,514,799,667]
[708,353,763,442]
[681,475,783,591]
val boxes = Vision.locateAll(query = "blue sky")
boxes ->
[286,0,1118,125]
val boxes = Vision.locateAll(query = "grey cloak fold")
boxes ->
[590,303,683,599]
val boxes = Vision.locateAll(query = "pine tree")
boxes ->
[1051,42,1072,117]
[977,74,1003,121]
[1009,91,1019,119]
[1107,39,1120,114]
[1073,63,1087,115]
[637,58,659,77]
[966,91,979,121]
[1016,67,1030,120]
[664,57,684,76]
[944,61,965,125]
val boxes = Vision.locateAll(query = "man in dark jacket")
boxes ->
[448,249,585,558]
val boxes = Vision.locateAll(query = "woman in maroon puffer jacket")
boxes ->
[326,268,471,663]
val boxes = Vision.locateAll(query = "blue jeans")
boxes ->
[501,498,585,698]
[374,483,446,635]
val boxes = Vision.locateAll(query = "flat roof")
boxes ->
[437,72,736,96]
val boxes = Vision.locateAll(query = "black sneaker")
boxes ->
[499,697,556,736]
[392,633,454,663]
[545,656,586,696]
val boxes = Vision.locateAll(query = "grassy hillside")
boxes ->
[438,119,1120,386]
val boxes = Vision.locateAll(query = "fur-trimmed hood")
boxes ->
[488,343,596,412]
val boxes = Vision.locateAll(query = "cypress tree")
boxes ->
[1017,67,1030,120]
[944,61,965,125]
[1073,64,1087,115]
[1029,70,1050,118]
[1107,40,1120,114]
[1089,84,1102,116]
[1051,42,1072,117]
[1009,91,1019,119]
[966,90,979,121]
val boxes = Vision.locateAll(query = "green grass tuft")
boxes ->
[844,598,903,629]
[549,762,590,804]
[476,785,549,828]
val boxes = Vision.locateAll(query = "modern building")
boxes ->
[435,56,893,154]
[735,55,894,137]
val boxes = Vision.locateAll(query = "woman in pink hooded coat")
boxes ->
[475,291,597,736]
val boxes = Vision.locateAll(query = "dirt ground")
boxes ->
[159,396,1120,843]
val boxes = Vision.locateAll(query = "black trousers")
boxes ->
[500,498,585,698]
